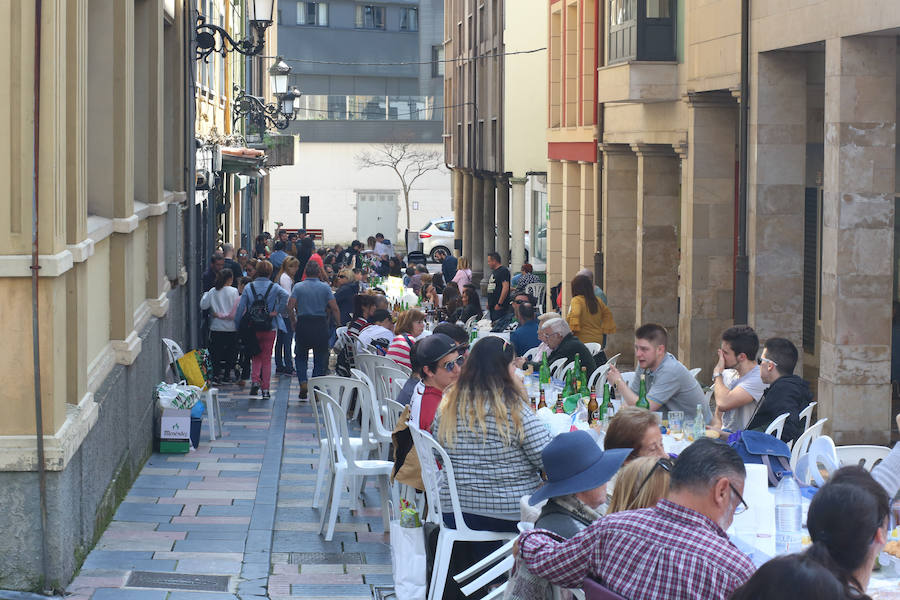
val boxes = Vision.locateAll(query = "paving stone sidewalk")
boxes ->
[65,371,394,600]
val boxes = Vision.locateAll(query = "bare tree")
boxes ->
[356,142,445,232]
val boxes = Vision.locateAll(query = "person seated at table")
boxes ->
[607,456,672,514]
[347,294,377,340]
[457,284,483,324]
[744,337,812,445]
[518,438,755,600]
[608,323,709,421]
[728,553,852,600]
[527,317,597,376]
[603,408,668,461]
[403,333,465,431]
[433,336,552,598]
[513,263,540,297]
[795,466,889,599]
[386,309,426,369]
[409,264,429,295]
[529,431,630,537]
[442,282,463,321]
[397,323,470,407]
[510,301,540,357]
[566,274,615,364]
[710,325,768,432]
[357,309,394,354]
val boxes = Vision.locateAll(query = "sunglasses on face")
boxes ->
[757,356,777,367]
[440,355,466,372]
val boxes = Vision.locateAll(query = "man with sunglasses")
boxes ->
[409,333,465,431]
[745,337,812,445]
[519,438,755,600]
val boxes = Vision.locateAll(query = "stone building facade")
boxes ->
[543,0,900,443]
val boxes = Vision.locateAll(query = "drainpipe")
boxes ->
[185,0,199,349]
[734,0,750,324]
[29,0,53,594]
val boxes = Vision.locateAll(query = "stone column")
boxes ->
[819,36,896,444]
[680,94,736,374]
[547,161,564,309]
[496,177,510,265]
[560,161,582,312]
[462,171,473,261]
[453,169,464,256]
[510,177,527,272]
[633,144,680,344]
[600,145,638,363]
[747,52,806,351]
[482,175,497,281]
[471,176,485,284]
[579,161,597,271]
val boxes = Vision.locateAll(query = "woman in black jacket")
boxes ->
[456,284,483,324]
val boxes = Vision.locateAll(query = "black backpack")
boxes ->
[247,282,275,331]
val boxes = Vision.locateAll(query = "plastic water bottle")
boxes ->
[775,472,802,554]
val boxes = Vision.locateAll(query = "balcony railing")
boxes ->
[295,95,441,121]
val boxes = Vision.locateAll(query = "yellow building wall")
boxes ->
[132,221,149,317]
[504,0,549,175]
[86,238,111,367]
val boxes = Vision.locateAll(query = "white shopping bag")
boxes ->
[390,520,427,600]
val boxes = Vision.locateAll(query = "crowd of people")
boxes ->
[195,229,899,600]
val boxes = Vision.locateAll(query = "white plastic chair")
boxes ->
[407,422,518,600]
[605,353,621,367]
[585,342,603,357]
[795,435,837,486]
[384,398,406,431]
[799,401,817,433]
[318,391,394,541]
[162,337,185,380]
[548,357,568,379]
[835,445,891,471]
[588,364,611,391]
[620,371,636,388]
[351,369,393,460]
[526,282,545,313]
[790,418,828,472]
[375,364,409,400]
[464,315,479,332]
[688,367,701,381]
[523,347,543,362]
[558,361,576,380]
[765,412,791,440]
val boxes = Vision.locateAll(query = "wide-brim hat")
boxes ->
[529,430,631,505]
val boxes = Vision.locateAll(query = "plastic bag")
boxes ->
[390,520,426,600]
[155,382,202,410]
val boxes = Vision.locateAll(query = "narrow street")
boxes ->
[65,375,392,600]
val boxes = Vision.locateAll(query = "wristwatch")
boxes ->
[712,371,723,380]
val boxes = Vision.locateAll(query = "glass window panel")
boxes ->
[318,2,328,25]
[646,0,669,18]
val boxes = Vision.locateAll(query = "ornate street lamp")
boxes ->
[233,87,302,131]
[195,0,275,62]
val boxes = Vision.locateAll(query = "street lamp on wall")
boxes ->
[195,0,275,62]
[233,86,302,131]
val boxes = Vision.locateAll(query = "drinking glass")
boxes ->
[684,419,695,441]
[668,411,684,433]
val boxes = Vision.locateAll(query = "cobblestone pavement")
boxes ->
[65,371,393,599]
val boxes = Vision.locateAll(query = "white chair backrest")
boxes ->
[309,375,371,440]
[765,412,790,440]
[162,337,185,363]
[688,367,701,380]
[548,357,568,379]
[408,421,469,530]
[384,398,406,431]
[790,418,828,472]
[585,342,603,357]
[605,353,621,367]
[523,347,542,362]
[588,364,611,391]
[795,435,837,486]
[799,401,817,433]
[835,444,891,471]
[376,364,410,396]
[525,283,545,305]
[620,371,636,388]
[558,361,576,380]
[350,368,392,441]
[317,390,351,469]
[464,315,478,332]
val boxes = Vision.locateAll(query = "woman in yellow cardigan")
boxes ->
[567,274,616,364]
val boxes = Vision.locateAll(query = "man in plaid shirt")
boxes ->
[519,438,755,600]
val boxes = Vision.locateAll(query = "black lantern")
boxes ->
[195,0,275,62]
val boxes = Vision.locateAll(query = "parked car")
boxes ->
[418,217,541,263]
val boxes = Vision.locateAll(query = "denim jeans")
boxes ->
[274,320,294,370]
[294,316,330,383]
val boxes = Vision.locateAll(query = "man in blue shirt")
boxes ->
[288,261,339,398]
[510,295,540,356]
[268,241,288,272]
[436,248,458,283]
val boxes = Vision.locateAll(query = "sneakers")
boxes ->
[299,381,308,400]
[274,365,285,374]
[261,389,271,400]
[250,383,260,398]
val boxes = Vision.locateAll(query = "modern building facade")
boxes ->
[269,0,451,245]
[543,0,899,443]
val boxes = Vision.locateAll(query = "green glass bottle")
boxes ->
[600,382,612,420]
[561,368,574,397]
[539,352,551,385]
[572,354,581,386]
[636,373,650,410]
[579,366,590,398]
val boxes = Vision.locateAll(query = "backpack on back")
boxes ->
[247,282,275,331]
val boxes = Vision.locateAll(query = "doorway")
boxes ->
[356,191,399,243]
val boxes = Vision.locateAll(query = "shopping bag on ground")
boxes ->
[390,506,427,600]
[154,382,202,410]
[176,349,211,390]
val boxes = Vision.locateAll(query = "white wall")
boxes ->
[268,142,453,246]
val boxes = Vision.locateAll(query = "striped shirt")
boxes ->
[347,317,369,339]
[386,334,416,369]
[519,499,755,600]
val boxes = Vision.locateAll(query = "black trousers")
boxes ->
[208,331,239,377]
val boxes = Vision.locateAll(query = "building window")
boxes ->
[646,0,670,18]
[355,5,386,29]
[608,0,675,64]
[432,45,445,77]
[297,1,328,26]
[400,7,418,31]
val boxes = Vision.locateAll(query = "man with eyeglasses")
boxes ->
[744,337,813,445]
[408,333,464,431]
[519,438,755,600]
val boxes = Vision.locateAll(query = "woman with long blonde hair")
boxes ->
[607,456,672,514]
[433,336,551,531]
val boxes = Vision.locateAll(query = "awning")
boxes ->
[220,146,267,175]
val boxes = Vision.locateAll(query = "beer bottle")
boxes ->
[562,369,574,397]
[601,382,612,420]
[572,354,581,385]
[580,366,590,397]
[587,391,600,425]
[636,373,650,410]
[537,388,547,410]
[539,352,551,385]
